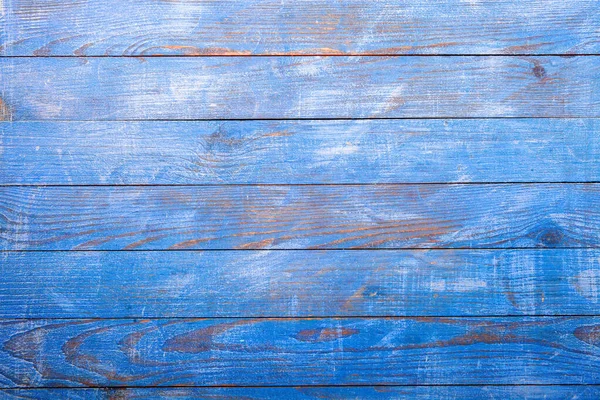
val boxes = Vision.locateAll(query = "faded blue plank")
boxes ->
[2,119,599,184]
[1,185,598,250]
[1,249,599,318]
[1,317,600,386]
[2,57,599,120]
[1,0,598,56]
[2,386,600,399]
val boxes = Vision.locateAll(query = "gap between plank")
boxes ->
[1,247,598,252]
[0,54,595,58]
[3,116,600,122]
[4,315,600,321]
[3,384,600,389]
[2,182,600,187]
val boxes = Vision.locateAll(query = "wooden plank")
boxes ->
[2,249,599,318]
[2,119,599,184]
[1,184,598,250]
[3,386,600,399]
[1,317,600,386]
[2,56,599,120]
[1,0,599,56]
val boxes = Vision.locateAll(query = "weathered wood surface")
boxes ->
[3,386,600,400]
[1,185,598,251]
[2,56,600,120]
[2,119,599,184]
[1,317,600,387]
[3,0,600,394]
[3,249,600,318]
[1,0,599,56]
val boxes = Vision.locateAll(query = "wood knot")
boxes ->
[532,64,546,79]
[538,227,564,247]
[574,324,600,347]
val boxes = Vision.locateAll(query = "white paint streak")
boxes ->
[572,269,600,303]
[430,278,487,292]
[316,144,359,156]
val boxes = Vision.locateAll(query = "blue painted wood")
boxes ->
[2,57,599,120]
[3,386,600,399]
[1,317,600,387]
[2,119,599,184]
[1,184,598,250]
[1,0,598,56]
[2,0,599,394]
[2,249,599,318]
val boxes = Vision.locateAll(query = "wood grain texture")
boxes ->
[2,317,600,387]
[2,56,600,120]
[2,250,600,318]
[2,119,599,184]
[3,386,600,400]
[1,184,598,250]
[1,0,599,56]
[2,0,599,395]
